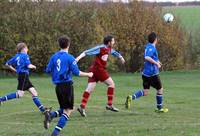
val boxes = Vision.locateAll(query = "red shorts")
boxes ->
[88,65,109,83]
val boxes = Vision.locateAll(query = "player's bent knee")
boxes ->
[108,82,115,88]
[29,87,38,96]
[17,91,24,97]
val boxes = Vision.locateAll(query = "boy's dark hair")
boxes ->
[16,42,27,52]
[148,32,157,44]
[58,35,70,49]
[103,35,114,45]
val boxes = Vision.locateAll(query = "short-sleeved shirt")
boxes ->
[46,50,80,84]
[142,43,159,77]
[6,53,31,74]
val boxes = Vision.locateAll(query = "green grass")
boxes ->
[0,71,200,136]
[163,6,200,32]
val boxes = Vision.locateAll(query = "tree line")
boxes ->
[0,0,191,73]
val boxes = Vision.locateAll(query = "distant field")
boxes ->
[1,71,200,136]
[163,6,200,32]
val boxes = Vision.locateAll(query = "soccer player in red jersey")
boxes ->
[76,35,125,117]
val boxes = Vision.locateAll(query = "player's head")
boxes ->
[16,42,28,53]
[58,35,70,49]
[103,35,115,47]
[148,32,157,44]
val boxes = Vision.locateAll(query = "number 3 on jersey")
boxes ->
[56,59,61,71]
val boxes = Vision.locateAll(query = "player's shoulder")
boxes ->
[67,53,76,60]
[146,43,155,49]
[19,53,29,59]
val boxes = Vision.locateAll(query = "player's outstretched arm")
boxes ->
[5,64,16,73]
[79,71,93,78]
[76,45,103,62]
[76,52,86,62]
[111,49,125,64]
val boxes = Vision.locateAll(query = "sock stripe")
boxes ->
[133,94,136,99]
[16,93,19,98]
[39,105,44,109]
[55,111,59,116]
[5,96,8,101]
[55,126,62,131]
[32,96,38,99]
[140,90,144,96]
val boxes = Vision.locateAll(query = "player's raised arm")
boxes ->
[76,45,103,62]
[111,49,125,64]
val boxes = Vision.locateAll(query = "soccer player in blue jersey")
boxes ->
[0,42,46,113]
[125,32,168,113]
[44,35,93,136]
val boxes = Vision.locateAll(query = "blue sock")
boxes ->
[52,113,69,136]
[132,90,144,100]
[156,94,163,109]
[50,109,64,118]
[0,92,18,102]
[32,96,45,112]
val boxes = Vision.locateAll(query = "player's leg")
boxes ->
[50,82,73,136]
[151,75,168,113]
[125,75,150,109]
[0,74,27,104]
[0,90,24,103]
[78,82,96,117]
[103,77,119,112]
[29,87,45,113]
[51,109,72,136]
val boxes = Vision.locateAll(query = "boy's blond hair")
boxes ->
[16,42,27,52]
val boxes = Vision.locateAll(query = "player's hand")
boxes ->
[158,61,162,66]
[32,65,36,70]
[88,72,93,78]
[28,64,36,70]
[121,58,125,64]
[119,56,125,64]
[156,62,161,68]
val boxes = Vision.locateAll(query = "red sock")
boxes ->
[80,91,90,109]
[107,87,114,106]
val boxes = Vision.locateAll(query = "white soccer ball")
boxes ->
[163,13,174,23]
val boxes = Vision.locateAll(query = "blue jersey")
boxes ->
[6,53,31,74]
[46,50,80,84]
[142,43,159,77]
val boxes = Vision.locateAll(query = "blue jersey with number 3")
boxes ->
[6,53,31,74]
[46,51,80,84]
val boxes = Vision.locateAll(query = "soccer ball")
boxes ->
[163,13,174,23]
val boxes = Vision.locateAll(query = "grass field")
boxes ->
[0,71,200,136]
[164,6,200,32]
